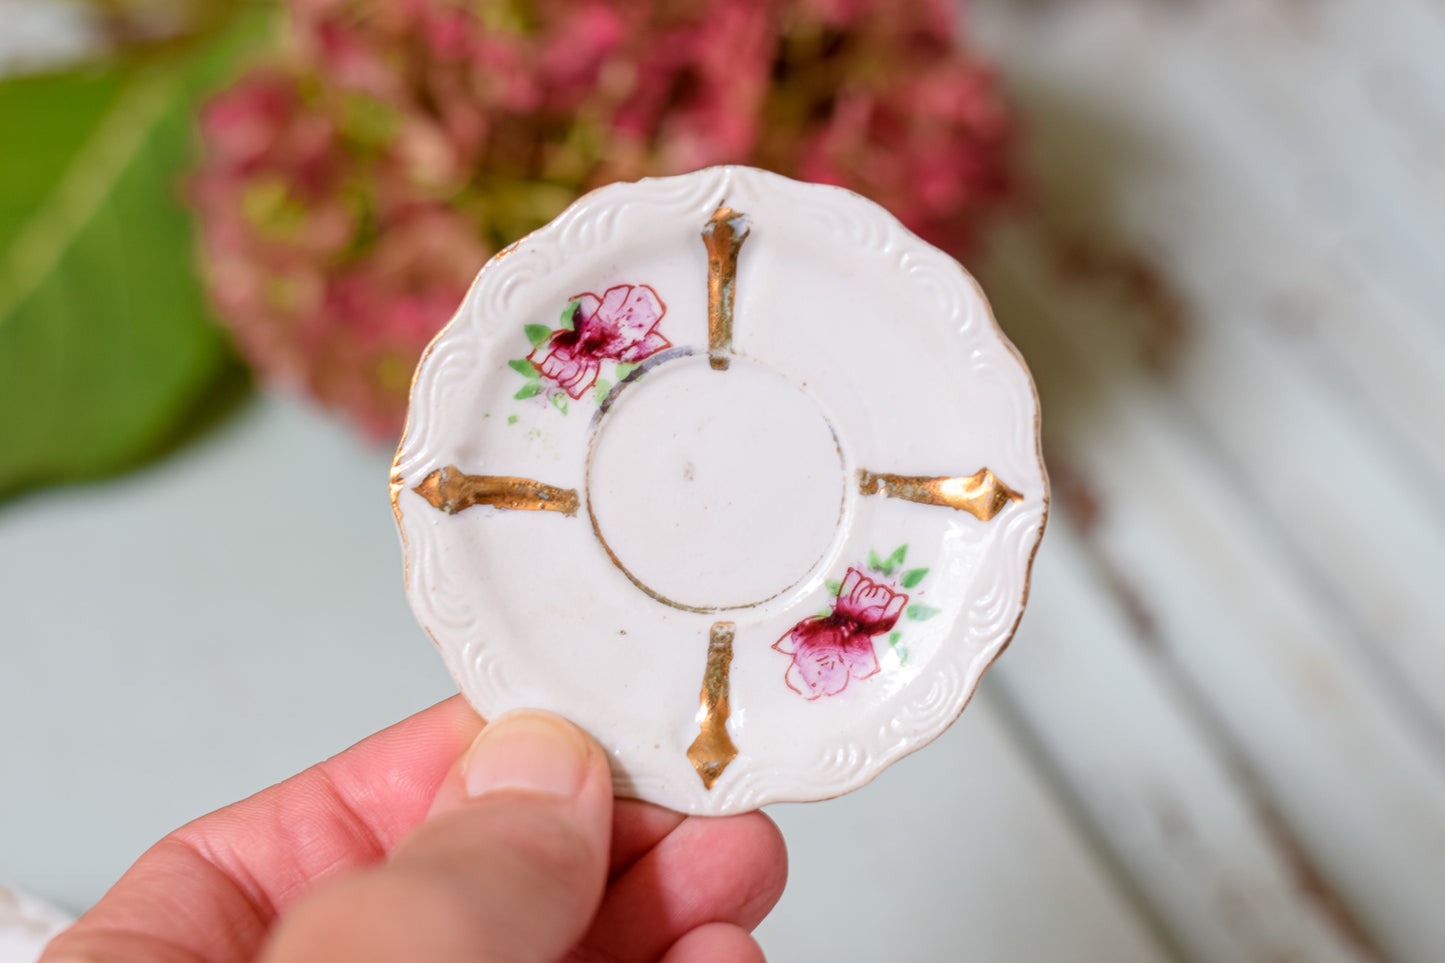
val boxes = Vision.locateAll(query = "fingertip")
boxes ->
[465,710,598,797]
[609,799,686,878]
[580,807,790,961]
[715,810,791,928]
[660,922,768,963]
[41,928,206,963]
[265,709,616,963]
[428,709,610,819]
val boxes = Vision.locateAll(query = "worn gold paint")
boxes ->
[702,206,750,371]
[389,471,408,532]
[687,622,739,789]
[414,466,579,516]
[589,522,734,613]
[858,468,1023,521]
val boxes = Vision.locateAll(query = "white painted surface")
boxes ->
[756,688,1170,963]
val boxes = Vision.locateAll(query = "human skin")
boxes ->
[40,698,788,963]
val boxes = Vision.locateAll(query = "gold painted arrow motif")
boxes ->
[684,206,750,788]
[687,622,739,789]
[858,468,1023,522]
[702,206,750,371]
[413,466,579,516]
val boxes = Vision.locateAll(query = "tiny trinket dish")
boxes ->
[391,166,1047,815]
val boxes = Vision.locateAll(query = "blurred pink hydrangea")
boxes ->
[192,0,1015,438]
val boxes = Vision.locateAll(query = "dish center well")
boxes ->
[586,354,846,611]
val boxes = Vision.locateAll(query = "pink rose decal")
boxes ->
[528,284,670,399]
[774,567,909,699]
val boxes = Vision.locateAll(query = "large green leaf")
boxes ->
[0,9,273,499]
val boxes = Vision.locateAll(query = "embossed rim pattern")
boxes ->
[391,167,1048,814]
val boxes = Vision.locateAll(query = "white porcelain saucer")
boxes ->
[0,885,69,963]
[392,166,1047,815]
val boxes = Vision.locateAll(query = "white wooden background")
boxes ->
[3,1,1444,960]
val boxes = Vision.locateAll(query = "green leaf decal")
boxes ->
[506,414,518,425]
[888,631,902,647]
[901,567,929,589]
[825,579,842,596]
[614,362,638,381]
[550,393,568,415]
[0,10,273,498]
[593,378,611,404]
[885,544,908,574]
[559,300,579,330]
[514,382,540,400]
[868,549,884,573]
[906,604,941,622]
[524,324,552,347]
[508,358,537,376]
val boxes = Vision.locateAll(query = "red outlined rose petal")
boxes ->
[837,567,907,634]
[558,358,599,397]
[841,632,881,681]
[596,284,633,319]
[783,660,817,698]
[790,622,858,698]
[617,329,671,362]
[571,291,602,324]
[531,341,599,398]
[610,284,665,336]
[794,647,852,697]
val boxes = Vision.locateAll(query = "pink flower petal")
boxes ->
[616,329,670,363]
[788,622,860,698]
[835,566,907,634]
[571,292,602,328]
[841,632,881,681]
[530,341,599,398]
[783,660,813,698]
[556,356,599,398]
[596,284,633,320]
[794,645,852,697]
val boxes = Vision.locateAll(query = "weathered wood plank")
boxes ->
[984,229,1445,962]
[995,514,1373,963]
[972,0,1445,477]
[970,10,1445,956]
[758,689,1177,963]
[972,0,1445,752]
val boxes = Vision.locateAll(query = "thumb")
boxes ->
[261,710,614,963]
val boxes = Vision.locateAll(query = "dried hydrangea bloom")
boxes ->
[192,0,1014,438]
